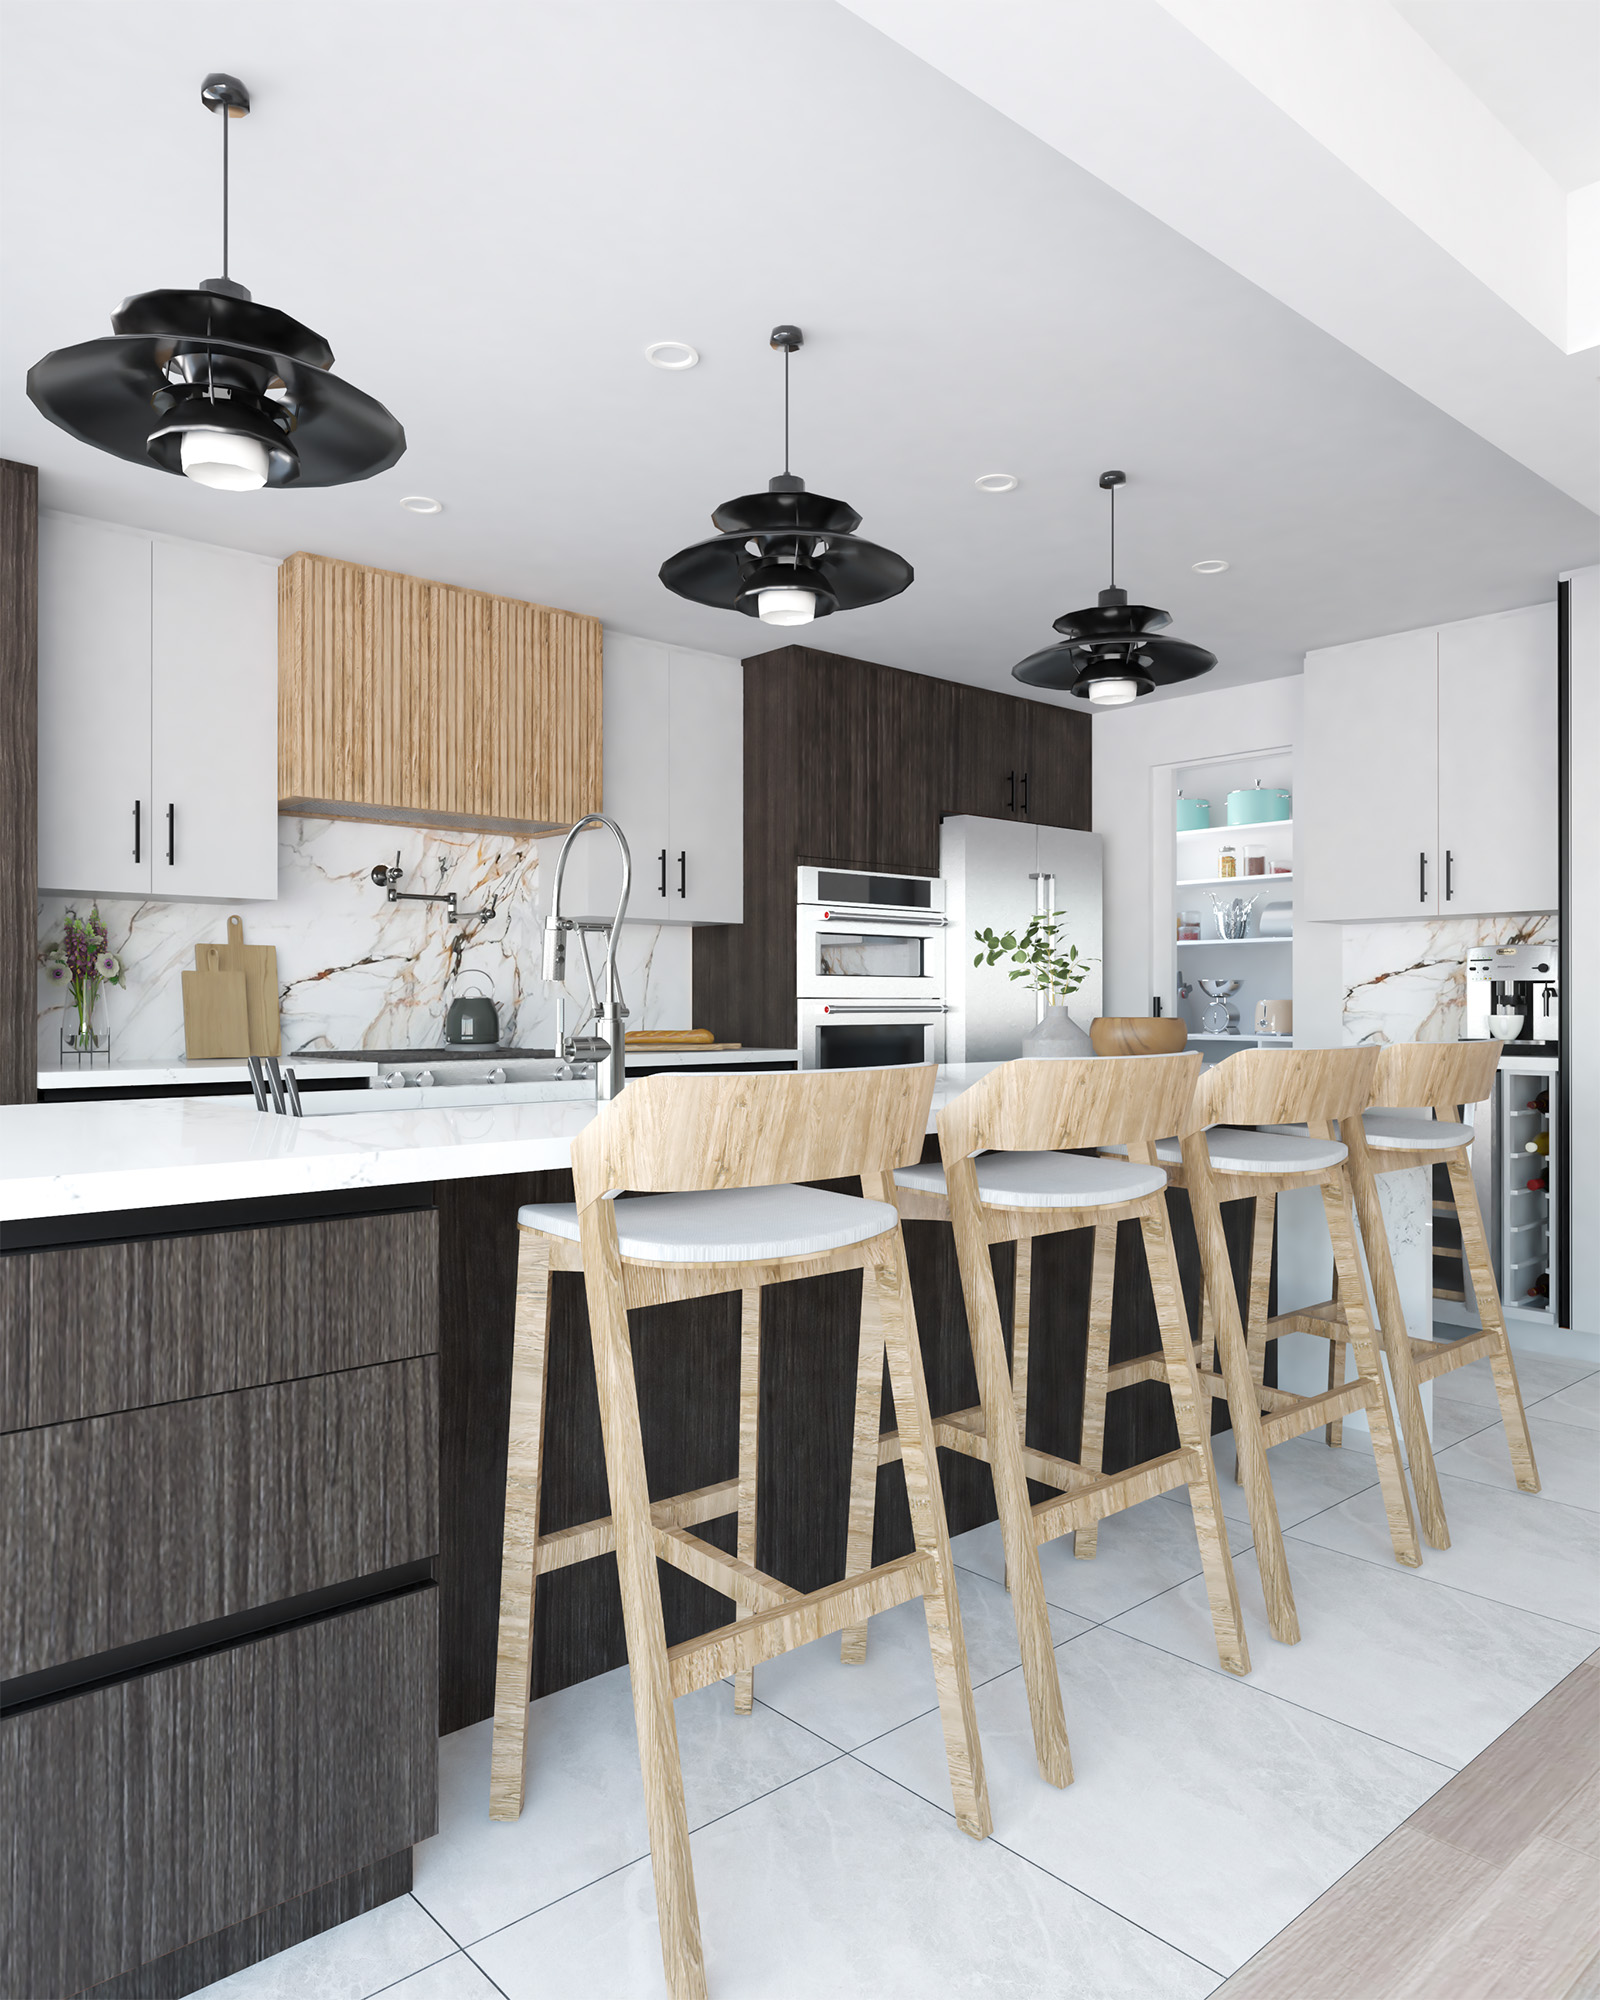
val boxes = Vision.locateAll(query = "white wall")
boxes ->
[1566,564,1599,1337]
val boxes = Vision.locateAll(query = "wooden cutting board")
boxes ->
[182,967,250,1058]
[191,915,281,1056]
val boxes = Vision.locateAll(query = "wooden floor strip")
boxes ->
[1215,1653,1600,2000]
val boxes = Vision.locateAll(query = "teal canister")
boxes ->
[1226,785,1291,826]
[1176,793,1211,832]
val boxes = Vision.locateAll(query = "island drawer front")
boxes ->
[2,1586,437,1999]
[1,1208,439,1432]
[3,1357,438,1680]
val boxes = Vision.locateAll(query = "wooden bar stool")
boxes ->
[882,1054,1251,1681]
[487,1067,994,2000]
[1108,1047,1423,1647]
[1283,1041,1540,1517]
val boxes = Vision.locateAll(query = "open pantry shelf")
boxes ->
[1175,818,1294,839]
[1178,871,1294,889]
[1177,936,1292,948]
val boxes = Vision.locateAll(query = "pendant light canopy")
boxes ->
[27,74,405,491]
[1012,471,1216,705]
[659,326,912,628]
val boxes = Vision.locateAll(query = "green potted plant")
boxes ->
[973,911,1095,1058]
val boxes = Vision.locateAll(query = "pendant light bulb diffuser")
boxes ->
[1084,676,1139,706]
[179,427,270,490]
[757,587,817,627]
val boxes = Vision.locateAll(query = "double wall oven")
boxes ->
[795,866,948,1068]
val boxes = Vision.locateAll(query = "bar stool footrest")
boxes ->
[1411,1331,1497,1380]
[533,1477,741,1578]
[1259,1380,1373,1447]
[1029,1450,1194,1541]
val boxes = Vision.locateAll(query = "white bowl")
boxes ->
[1487,1012,1524,1037]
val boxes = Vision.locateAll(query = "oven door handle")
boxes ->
[814,910,948,928]
[816,1002,950,1014]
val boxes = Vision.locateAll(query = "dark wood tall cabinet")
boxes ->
[692,643,1091,1049]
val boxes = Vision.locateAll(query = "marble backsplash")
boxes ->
[37,817,693,1067]
[1342,911,1555,1045]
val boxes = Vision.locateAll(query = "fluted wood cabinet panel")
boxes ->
[10,1209,437,1430]
[3,1588,436,2000]
[278,551,602,832]
[3,1358,438,1678]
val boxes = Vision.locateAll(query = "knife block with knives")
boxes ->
[181,916,282,1058]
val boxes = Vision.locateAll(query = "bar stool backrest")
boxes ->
[570,1064,938,1210]
[1183,1045,1380,1134]
[937,1053,1201,1161]
[1372,1039,1502,1115]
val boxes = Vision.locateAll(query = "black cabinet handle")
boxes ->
[1021,771,1029,815]
[1419,850,1427,903]
[132,800,140,863]
[1445,849,1454,901]
[166,802,175,867]
[658,848,667,897]
[1006,770,1016,810]
[678,850,687,898]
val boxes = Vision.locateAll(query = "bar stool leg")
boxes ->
[734,1286,762,1710]
[1184,1147,1301,1645]
[1141,1195,1250,1677]
[1341,1125,1450,1548]
[1075,1224,1115,1559]
[870,1233,1001,1827]
[578,1204,707,2000]
[1325,1332,1347,1448]
[1231,1195,1275,1485]
[490,1232,553,1820]
[1450,1154,1541,1492]
[840,1273,887,1666]
[1003,1234,1035,1587]
[945,1164,1071,1791]
[1322,1172,1421,1568]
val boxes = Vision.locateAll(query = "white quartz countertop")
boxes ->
[38,1058,382,1091]
[1,1063,1000,1223]
[624,1048,798,1067]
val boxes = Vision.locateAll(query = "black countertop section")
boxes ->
[311,1048,553,1062]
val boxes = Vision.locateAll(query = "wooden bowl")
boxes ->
[1089,1016,1189,1057]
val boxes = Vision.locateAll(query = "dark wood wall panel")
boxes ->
[8,1210,438,1430]
[4,1358,438,1678]
[692,643,1091,1049]
[3,1589,436,2000]
[0,460,37,1108]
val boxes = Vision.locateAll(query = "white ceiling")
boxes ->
[1396,0,1600,191]
[1,0,1594,707]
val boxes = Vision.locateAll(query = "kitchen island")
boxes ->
[2,1068,1268,1998]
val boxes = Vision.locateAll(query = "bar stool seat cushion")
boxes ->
[1363,1109,1473,1151]
[517,1183,898,1264]
[1104,1128,1348,1173]
[895,1150,1166,1208]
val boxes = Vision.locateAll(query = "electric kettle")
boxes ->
[445,974,500,1046]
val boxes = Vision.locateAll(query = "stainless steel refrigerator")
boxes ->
[940,815,1104,1062]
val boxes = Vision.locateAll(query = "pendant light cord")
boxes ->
[783,343,790,477]
[222,106,230,281]
[1108,479,1116,589]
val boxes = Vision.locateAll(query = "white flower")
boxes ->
[94,952,119,978]
[43,960,68,985]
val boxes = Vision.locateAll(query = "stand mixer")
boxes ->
[1196,976,1243,1034]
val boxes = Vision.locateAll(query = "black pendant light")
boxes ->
[27,74,404,491]
[1012,471,1216,706]
[659,326,912,629]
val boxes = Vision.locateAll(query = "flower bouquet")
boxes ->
[42,905,123,1062]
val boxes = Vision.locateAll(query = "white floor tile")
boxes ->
[376,1954,504,2000]
[1420,1346,1595,1413]
[1287,1470,1600,1631]
[855,1625,1444,1977]
[413,1665,839,1944]
[1433,1410,1600,1511]
[469,1753,1222,2000]
[191,1896,456,2000]
[1528,1372,1600,1433]
[1426,1390,1500,1451]
[1110,1539,1596,1767]
[953,1490,1253,1627]
[747,1559,1086,1752]
[1158,1429,1379,1532]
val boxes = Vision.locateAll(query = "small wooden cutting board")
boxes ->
[192,916,280,1057]
[182,967,250,1058]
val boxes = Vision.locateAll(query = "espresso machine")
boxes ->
[1464,944,1559,1051]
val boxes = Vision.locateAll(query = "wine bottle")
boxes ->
[1527,1089,1550,1113]
[1527,1174,1547,1192]
[1524,1132,1550,1157]
[1527,1274,1549,1300]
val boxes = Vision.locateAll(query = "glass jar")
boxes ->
[1178,910,1201,941]
[1217,845,1238,878]
[1244,844,1266,875]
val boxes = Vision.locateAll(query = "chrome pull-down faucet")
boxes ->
[543,814,632,1101]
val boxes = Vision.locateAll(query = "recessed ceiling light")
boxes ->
[1192,558,1229,574]
[399,495,442,514]
[645,341,699,370]
[974,472,1018,493]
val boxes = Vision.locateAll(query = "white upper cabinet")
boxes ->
[558,632,742,925]
[38,518,153,898]
[38,516,280,901]
[1436,604,1557,918]
[1300,605,1556,924]
[1300,628,1438,921]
